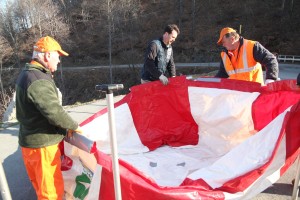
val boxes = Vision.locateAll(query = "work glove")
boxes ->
[159,74,169,85]
[265,79,275,85]
[67,126,83,138]
[265,78,281,85]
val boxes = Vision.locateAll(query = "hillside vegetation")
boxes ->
[1,0,299,67]
[64,0,300,65]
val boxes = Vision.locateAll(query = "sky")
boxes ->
[0,0,14,9]
[0,0,6,9]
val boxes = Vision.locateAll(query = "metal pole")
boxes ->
[0,160,12,200]
[292,155,300,200]
[106,91,122,200]
[95,84,123,200]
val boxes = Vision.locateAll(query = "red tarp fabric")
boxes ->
[62,77,300,200]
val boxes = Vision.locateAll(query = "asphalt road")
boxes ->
[0,64,299,200]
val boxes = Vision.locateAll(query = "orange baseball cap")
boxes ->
[217,27,237,45]
[33,36,69,56]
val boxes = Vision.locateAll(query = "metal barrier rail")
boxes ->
[278,55,300,63]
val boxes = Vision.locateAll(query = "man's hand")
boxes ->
[67,126,83,138]
[159,74,169,85]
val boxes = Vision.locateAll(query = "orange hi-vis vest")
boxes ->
[221,39,264,84]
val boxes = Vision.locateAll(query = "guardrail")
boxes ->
[278,55,300,63]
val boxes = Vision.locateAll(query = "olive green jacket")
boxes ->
[16,62,78,148]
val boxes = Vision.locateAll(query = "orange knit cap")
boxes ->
[217,27,237,45]
[34,36,69,56]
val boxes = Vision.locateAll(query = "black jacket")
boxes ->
[141,38,176,81]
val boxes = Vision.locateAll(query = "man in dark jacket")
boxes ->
[141,24,180,85]
[15,36,83,200]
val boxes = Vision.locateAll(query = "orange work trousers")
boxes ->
[21,143,64,200]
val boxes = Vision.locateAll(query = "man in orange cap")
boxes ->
[215,27,279,85]
[15,36,83,199]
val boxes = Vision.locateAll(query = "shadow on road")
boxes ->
[261,183,299,197]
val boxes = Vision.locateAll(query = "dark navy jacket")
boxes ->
[141,38,176,81]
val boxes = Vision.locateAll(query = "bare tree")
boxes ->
[191,0,195,40]
[0,36,13,108]
[106,0,114,83]
[107,0,140,83]
[0,2,22,67]
[85,0,141,83]
[281,0,286,10]
[178,0,183,29]
[281,0,294,13]
[15,0,70,40]
[0,0,70,69]
[290,0,294,12]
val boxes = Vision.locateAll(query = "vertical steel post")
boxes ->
[95,84,123,200]
[106,90,122,200]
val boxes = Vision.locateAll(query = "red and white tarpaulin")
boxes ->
[62,76,300,200]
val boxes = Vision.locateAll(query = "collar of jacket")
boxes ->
[27,60,51,74]
[159,37,170,49]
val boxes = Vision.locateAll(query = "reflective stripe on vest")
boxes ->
[222,40,259,75]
